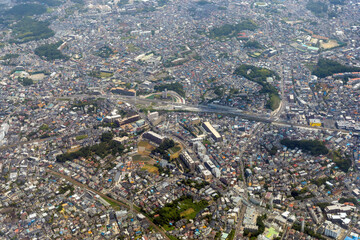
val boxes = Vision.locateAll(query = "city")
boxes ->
[0,0,360,239]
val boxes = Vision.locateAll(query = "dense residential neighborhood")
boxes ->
[0,0,360,239]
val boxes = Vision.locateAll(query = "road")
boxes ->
[235,205,247,238]
[234,122,264,238]
[49,93,348,133]
[46,169,170,240]
[273,63,286,120]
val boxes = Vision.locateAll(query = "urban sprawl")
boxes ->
[0,0,360,239]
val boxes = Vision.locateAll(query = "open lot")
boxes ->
[141,164,159,174]
[320,39,340,49]
[138,140,156,154]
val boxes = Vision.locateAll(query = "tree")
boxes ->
[96,46,114,58]
[233,64,281,110]
[312,58,360,78]
[101,131,114,142]
[208,20,257,38]
[280,138,329,156]
[56,137,124,162]
[151,138,175,160]
[20,78,33,86]
[34,41,69,61]
[244,40,263,49]
[5,4,47,18]
[10,17,54,43]
[154,82,185,97]
[306,0,328,15]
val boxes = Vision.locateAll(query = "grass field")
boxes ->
[178,198,207,219]
[138,140,155,149]
[127,44,139,52]
[146,94,162,100]
[142,164,159,174]
[265,227,279,239]
[132,154,151,162]
[104,198,121,210]
[146,95,155,99]
[180,208,195,218]
[99,72,114,78]
[75,134,88,141]
[138,140,156,154]
[247,52,262,58]
[170,145,181,153]
[169,144,182,159]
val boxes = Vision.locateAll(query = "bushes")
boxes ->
[180,179,209,190]
[316,202,331,210]
[311,177,330,187]
[291,188,314,200]
[329,0,345,4]
[268,94,281,111]
[58,184,74,196]
[0,54,19,60]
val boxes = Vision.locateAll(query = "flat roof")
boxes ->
[146,131,164,139]
[203,121,221,139]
